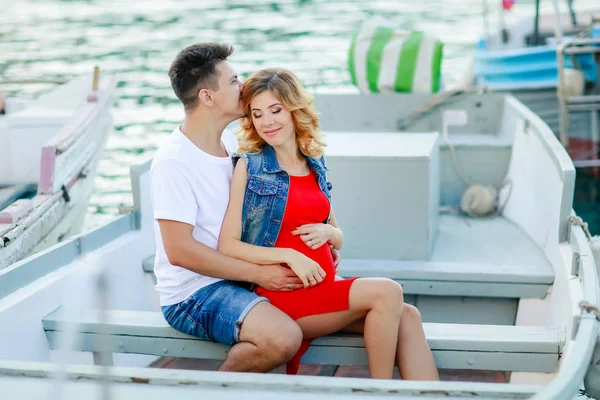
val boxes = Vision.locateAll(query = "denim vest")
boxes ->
[232,145,332,248]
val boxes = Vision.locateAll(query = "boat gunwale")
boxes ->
[0,213,134,302]
[503,95,575,242]
[0,359,545,398]
[529,223,600,399]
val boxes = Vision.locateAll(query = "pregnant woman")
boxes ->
[219,67,438,380]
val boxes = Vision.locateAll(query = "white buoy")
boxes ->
[563,68,585,97]
[460,184,498,217]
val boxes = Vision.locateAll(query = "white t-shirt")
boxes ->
[150,126,239,306]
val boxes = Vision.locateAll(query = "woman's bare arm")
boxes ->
[326,209,344,250]
[219,160,326,287]
[219,161,292,264]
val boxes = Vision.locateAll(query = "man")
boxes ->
[151,43,328,372]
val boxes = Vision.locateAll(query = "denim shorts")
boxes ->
[161,280,268,346]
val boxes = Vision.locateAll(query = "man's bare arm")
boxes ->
[158,219,303,291]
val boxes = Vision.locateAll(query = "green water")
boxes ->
[1,0,599,231]
[573,169,600,235]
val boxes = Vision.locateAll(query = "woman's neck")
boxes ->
[273,140,308,175]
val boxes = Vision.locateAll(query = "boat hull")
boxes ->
[0,74,116,270]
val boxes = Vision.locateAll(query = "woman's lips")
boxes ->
[264,128,281,136]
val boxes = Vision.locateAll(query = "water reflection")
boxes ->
[1,0,598,230]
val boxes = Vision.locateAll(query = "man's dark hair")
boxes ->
[168,43,234,111]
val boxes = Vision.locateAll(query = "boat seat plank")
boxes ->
[339,259,553,284]
[141,256,549,298]
[42,308,565,373]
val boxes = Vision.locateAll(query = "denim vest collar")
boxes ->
[261,145,283,173]
[261,144,327,176]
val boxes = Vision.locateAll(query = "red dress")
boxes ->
[255,170,358,375]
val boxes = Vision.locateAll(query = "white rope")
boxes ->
[579,300,600,321]
[402,87,512,218]
[396,86,485,131]
[497,179,513,214]
[441,123,470,187]
[441,117,512,217]
[568,215,594,241]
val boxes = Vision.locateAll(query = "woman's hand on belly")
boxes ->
[291,223,338,250]
[284,249,327,288]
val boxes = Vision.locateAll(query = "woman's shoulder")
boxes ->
[307,154,328,172]
[232,150,264,170]
[232,149,263,160]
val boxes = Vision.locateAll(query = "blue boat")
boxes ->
[475,44,597,90]
[472,2,600,163]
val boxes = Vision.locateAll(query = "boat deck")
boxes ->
[151,357,510,383]
[338,213,554,300]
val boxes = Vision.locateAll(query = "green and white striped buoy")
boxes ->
[348,19,443,94]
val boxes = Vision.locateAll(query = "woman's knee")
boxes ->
[353,278,404,315]
[372,278,404,307]
[399,304,426,337]
[402,304,422,324]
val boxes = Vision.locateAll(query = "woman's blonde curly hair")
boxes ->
[237,68,326,158]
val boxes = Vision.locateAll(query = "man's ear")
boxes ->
[198,89,214,107]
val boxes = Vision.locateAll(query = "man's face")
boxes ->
[209,61,243,119]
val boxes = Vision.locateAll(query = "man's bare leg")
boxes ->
[219,301,302,373]
[343,304,439,381]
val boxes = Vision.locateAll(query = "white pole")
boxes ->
[552,0,564,43]
[482,0,490,38]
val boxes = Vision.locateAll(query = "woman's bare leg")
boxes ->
[295,278,404,379]
[396,304,439,380]
[343,304,439,381]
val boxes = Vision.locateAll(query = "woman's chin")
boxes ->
[261,134,294,149]
[263,136,282,147]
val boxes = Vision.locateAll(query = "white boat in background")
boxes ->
[472,1,600,165]
[0,69,116,269]
[0,91,598,399]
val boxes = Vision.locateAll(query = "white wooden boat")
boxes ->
[0,92,598,399]
[472,3,600,164]
[0,70,117,269]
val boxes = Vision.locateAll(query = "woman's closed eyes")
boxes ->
[253,108,281,119]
